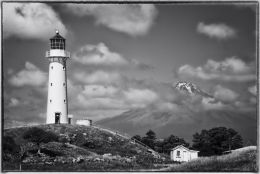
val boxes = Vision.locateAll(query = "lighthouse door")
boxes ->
[55,112,60,124]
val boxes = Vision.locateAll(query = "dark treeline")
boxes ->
[131,127,243,156]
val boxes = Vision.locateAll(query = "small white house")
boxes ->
[170,145,199,162]
[76,119,92,126]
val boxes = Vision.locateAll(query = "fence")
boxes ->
[92,123,161,158]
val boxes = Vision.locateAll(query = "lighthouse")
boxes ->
[46,30,70,124]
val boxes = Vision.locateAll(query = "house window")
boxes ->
[63,66,65,70]
[177,150,180,157]
[51,66,53,69]
[63,83,65,86]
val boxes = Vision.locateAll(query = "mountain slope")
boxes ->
[97,81,256,144]
[96,108,257,144]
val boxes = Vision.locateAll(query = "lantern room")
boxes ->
[50,30,65,50]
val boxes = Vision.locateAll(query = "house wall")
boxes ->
[190,151,198,160]
[76,119,92,126]
[171,147,188,162]
[171,147,199,162]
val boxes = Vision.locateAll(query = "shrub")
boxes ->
[3,136,20,154]
[23,127,59,145]
[3,136,20,161]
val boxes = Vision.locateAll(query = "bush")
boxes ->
[3,135,21,170]
[23,127,59,145]
[3,136,20,154]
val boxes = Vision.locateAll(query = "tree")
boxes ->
[142,130,157,149]
[161,135,189,154]
[146,130,156,140]
[3,136,20,160]
[131,135,142,142]
[192,127,243,156]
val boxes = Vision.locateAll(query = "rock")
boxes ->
[103,153,112,157]
[125,158,132,163]
[45,161,53,165]
[94,158,101,162]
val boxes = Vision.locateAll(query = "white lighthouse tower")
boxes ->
[46,30,70,124]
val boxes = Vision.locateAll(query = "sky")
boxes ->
[2,2,258,140]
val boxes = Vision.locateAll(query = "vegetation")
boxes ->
[23,127,59,146]
[3,125,251,172]
[166,146,257,172]
[3,124,171,171]
[132,130,189,154]
[192,127,243,156]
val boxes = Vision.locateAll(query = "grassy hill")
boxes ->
[3,124,171,171]
[165,146,257,172]
[3,124,257,172]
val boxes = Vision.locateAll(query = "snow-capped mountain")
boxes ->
[175,81,213,98]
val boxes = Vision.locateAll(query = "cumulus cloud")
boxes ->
[124,88,159,107]
[202,97,225,110]
[178,57,255,82]
[8,97,20,107]
[248,85,257,96]
[9,62,47,87]
[82,85,118,98]
[65,4,157,36]
[3,3,67,40]
[73,43,128,65]
[74,70,121,85]
[77,94,126,110]
[197,22,236,40]
[73,42,152,70]
[213,85,239,102]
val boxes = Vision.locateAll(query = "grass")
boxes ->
[166,146,257,172]
[3,124,168,171]
[3,124,257,172]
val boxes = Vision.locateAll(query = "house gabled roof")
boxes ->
[171,145,199,152]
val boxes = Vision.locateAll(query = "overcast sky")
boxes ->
[3,2,257,136]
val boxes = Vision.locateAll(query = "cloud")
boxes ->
[74,70,121,85]
[248,85,257,96]
[3,3,67,40]
[178,57,255,82]
[8,97,20,107]
[213,85,239,102]
[9,62,47,87]
[76,94,126,110]
[249,97,256,104]
[197,22,236,40]
[202,97,225,110]
[82,85,118,98]
[123,88,159,107]
[65,4,157,36]
[73,43,128,65]
[73,42,152,70]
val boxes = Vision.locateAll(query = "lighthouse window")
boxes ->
[63,66,65,70]
[51,39,65,50]
[63,83,65,86]
[64,99,66,103]
[51,66,53,69]
[51,83,53,86]
[50,99,52,103]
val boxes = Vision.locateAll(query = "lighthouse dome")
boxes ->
[50,31,65,50]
